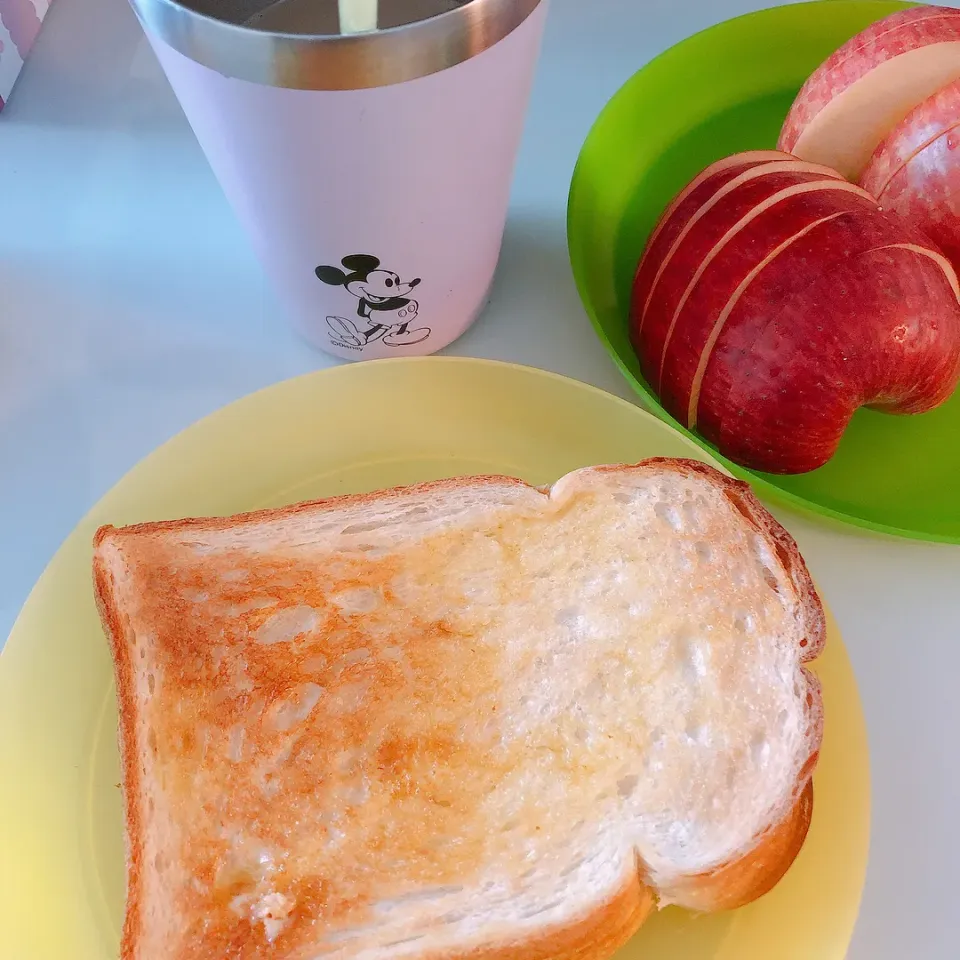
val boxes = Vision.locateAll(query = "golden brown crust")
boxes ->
[92,548,143,960]
[92,474,533,545]
[92,456,825,960]
[659,780,814,913]
[443,878,657,960]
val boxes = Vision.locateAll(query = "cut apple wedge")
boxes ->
[779,5,960,181]
[630,151,960,475]
[861,78,960,266]
[635,155,850,342]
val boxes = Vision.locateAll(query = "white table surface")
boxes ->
[2,0,959,956]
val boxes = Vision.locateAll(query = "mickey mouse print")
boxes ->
[315,254,432,350]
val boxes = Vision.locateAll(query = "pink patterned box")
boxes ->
[0,0,50,110]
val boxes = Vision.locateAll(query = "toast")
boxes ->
[92,457,825,960]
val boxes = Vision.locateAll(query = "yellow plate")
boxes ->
[0,357,869,959]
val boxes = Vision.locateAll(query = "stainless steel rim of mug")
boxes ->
[130,0,545,90]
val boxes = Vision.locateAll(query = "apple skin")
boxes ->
[779,5,960,180]
[860,78,960,267]
[631,151,960,475]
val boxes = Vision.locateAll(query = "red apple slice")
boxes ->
[711,233,960,474]
[860,78,960,265]
[634,153,847,343]
[630,151,960,474]
[639,150,789,272]
[779,5,960,180]
[633,153,847,380]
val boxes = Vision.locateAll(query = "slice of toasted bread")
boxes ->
[92,457,824,960]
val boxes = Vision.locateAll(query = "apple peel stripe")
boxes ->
[685,211,847,431]
[656,178,877,391]
[638,159,848,333]
[817,8,960,77]
[865,242,960,302]
[872,116,960,201]
[641,150,787,259]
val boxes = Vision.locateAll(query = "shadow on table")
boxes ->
[449,209,636,403]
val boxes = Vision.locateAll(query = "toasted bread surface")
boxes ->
[93,458,824,960]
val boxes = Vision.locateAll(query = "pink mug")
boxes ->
[129,0,548,360]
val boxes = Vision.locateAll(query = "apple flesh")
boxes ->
[631,151,960,474]
[779,5,960,180]
[860,78,960,266]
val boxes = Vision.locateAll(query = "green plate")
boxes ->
[565,0,960,543]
